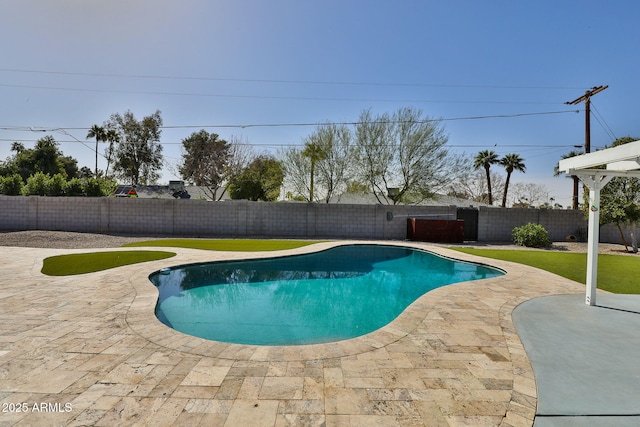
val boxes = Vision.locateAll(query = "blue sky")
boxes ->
[1,0,639,206]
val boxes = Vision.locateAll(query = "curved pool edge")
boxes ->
[123,240,586,426]
[125,241,540,360]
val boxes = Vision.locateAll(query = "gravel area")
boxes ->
[0,230,155,249]
[0,230,636,254]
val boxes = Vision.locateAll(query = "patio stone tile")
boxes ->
[275,413,325,426]
[259,376,304,400]
[0,242,588,426]
[214,377,244,400]
[171,385,218,399]
[19,369,87,394]
[344,377,386,388]
[236,376,264,399]
[225,399,279,426]
[179,362,230,387]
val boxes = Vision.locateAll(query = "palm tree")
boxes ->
[86,125,107,176]
[104,129,120,178]
[554,150,583,210]
[473,150,499,205]
[500,153,526,207]
[302,141,327,202]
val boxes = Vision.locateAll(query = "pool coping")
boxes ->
[0,240,589,426]
[121,240,583,426]
[126,241,509,362]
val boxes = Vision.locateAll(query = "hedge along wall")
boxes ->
[0,195,629,243]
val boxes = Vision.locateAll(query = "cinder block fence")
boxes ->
[0,195,628,243]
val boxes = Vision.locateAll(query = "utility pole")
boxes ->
[565,85,608,153]
[564,85,608,210]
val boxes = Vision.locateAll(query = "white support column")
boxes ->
[582,174,613,306]
[585,185,600,306]
[559,141,640,308]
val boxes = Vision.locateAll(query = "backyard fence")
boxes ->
[0,195,629,244]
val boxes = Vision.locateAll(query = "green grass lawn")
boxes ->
[451,248,640,294]
[122,239,325,251]
[42,251,176,276]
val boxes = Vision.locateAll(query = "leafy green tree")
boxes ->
[473,150,500,205]
[78,166,94,179]
[105,110,163,185]
[500,153,526,207]
[229,156,284,201]
[48,173,67,196]
[22,172,51,196]
[2,136,79,181]
[64,178,85,196]
[590,136,640,252]
[58,154,79,179]
[0,174,23,195]
[84,177,116,197]
[179,130,231,200]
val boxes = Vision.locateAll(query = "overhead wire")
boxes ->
[0,82,567,105]
[0,67,589,90]
[0,109,583,160]
[0,137,583,150]
[590,102,617,142]
[0,109,580,134]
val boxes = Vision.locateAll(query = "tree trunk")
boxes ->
[502,172,512,207]
[485,165,492,205]
[309,160,315,202]
[631,222,638,253]
[572,175,580,210]
[617,223,629,252]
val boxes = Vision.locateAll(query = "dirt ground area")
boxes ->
[0,230,153,249]
[0,230,637,255]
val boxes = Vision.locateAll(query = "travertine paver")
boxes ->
[0,241,587,426]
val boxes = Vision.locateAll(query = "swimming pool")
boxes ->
[149,244,503,345]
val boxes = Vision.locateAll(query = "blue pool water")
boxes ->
[149,245,503,346]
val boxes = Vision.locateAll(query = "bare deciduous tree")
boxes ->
[281,123,353,202]
[354,107,468,205]
[449,169,505,204]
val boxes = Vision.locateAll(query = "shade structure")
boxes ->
[558,140,640,306]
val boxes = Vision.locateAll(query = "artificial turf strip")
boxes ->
[41,251,176,276]
[122,239,325,251]
[451,248,640,294]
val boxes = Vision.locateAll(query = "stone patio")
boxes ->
[0,241,586,426]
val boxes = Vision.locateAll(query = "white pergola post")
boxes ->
[582,174,613,306]
[558,139,640,307]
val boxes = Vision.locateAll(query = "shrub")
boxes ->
[64,178,85,196]
[85,177,116,197]
[0,174,24,195]
[22,172,50,196]
[512,223,551,248]
[48,173,67,196]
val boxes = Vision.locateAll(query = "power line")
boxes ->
[565,85,608,153]
[0,137,582,149]
[590,102,617,142]
[0,67,588,90]
[0,83,566,105]
[0,109,580,134]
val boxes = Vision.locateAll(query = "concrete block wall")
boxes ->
[478,207,586,242]
[0,195,632,244]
